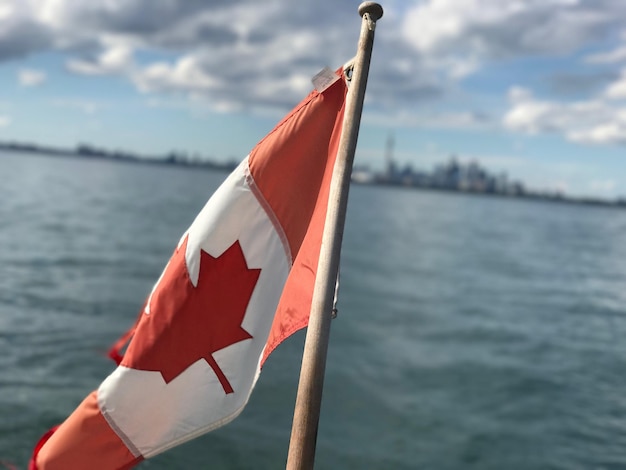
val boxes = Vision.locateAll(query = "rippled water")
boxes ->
[2,150,626,469]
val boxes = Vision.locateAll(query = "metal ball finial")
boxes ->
[358,2,383,21]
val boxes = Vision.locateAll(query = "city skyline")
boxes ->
[6,136,626,208]
[2,1,626,198]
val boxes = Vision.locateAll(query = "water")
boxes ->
[1,150,626,469]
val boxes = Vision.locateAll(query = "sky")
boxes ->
[1,0,626,198]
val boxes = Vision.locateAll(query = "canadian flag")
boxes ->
[31,72,347,469]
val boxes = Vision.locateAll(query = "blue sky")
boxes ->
[2,0,626,198]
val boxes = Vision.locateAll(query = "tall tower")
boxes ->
[385,132,395,181]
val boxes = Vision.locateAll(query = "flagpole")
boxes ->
[286,3,383,469]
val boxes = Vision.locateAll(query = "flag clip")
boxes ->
[312,66,340,93]
[331,272,340,319]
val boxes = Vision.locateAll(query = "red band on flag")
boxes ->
[33,392,141,470]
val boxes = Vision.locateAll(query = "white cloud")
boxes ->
[0,2,14,21]
[569,122,626,145]
[0,115,12,127]
[508,86,534,103]
[1,0,626,122]
[586,45,626,64]
[127,21,353,112]
[504,105,555,135]
[66,45,133,75]
[399,0,622,97]
[504,87,626,145]
[604,68,626,99]
[402,0,614,58]
[133,56,219,94]
[18,68,46,86]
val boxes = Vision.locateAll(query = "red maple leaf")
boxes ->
[122,235,261,394]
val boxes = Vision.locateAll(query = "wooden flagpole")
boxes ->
[285,3,383,469]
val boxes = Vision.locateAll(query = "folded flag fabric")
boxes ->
[31,71,347,470]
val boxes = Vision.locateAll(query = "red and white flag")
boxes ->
[31,71,347,470]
